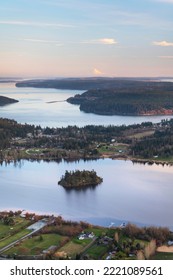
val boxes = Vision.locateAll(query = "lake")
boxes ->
[0,159,173,229]
[0,82,173,128]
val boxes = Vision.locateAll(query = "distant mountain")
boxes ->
[0,96,18,106]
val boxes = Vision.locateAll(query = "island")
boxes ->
[0,96,18,106]
[58,170,103,188]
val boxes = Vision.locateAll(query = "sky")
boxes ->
[0,0,173,78]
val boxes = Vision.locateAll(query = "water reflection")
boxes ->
[0,158,173,229]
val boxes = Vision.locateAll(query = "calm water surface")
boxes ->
[0,83,172,127]
[0,159,173,229]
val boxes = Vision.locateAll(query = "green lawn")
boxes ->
[85,244,108,259]
[151,252,173,260]
[98,144,128,155]
[89,227,108,237]
[5,233,66,256]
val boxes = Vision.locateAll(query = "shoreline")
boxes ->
[1,151,173,166]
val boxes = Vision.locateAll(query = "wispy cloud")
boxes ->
[20,37,117,47]
[82,38,117,45]
[22,38,63,45]
[153,40,173,46]
[0,20,75,28]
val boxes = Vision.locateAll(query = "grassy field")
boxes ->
[84,243,108,259]
[57,237,93,258]
[127,130,155,139]
[98,143,129,155]
[5,234,66,256]
[0,229,31,249]
[151,252,173,260]
[0,217,31,240]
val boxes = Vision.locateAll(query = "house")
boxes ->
[78,231,95,240]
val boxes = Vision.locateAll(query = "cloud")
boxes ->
[98,38,117,45]
[22,38,62,44]
[93,68,103,75]
[82,38,117,45]
[0,20,74,28]
[153,40,173,46]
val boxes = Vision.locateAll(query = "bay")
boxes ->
[0,83,173,127]
[0,158,173,229]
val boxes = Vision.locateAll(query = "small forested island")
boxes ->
[58,170,103,188]
[0,96,18,106]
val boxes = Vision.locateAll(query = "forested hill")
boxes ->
[0,96,18,106]
[67,88,173,116]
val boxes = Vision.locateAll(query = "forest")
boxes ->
[131,119,173,159]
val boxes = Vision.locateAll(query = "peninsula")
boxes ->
[0,96,18,106]
[67,88,173,116]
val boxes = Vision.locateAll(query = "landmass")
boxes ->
[16,77,156,90]
[0,210,173,260]
[67,88,173,116]
[58,170,103,188]
[1,117,173,165]
[0,96,18,106]
[16,77,173,116]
